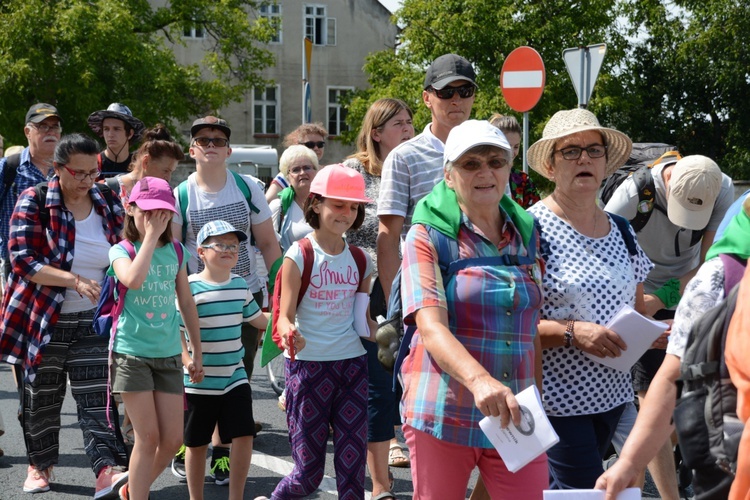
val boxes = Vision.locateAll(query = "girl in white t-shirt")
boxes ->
[270,164,377,499]
[109,177,203,500]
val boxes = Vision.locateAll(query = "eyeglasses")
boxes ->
[289,165,315,175]
[31,123,62,134]
[429,84,476,100]
[455,157,509,171]
[554,145,607,161]
[300,141,325,149]
[193,137,229,147]
[201,243,240,253]
[62,165,100,181]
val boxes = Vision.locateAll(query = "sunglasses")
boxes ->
[62,165,100,181]
[300,141,325,149]
[193,137,229,147]
[289,165,315,175]
[429,84,476,100]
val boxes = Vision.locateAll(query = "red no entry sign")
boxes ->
[500,47,546,112]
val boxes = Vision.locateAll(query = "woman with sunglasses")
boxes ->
[265,123,328,203]
[0,134,130,496]
[526,109,655,489]
[270,145,320,253]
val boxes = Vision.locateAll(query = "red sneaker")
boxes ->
[94,466,129,499]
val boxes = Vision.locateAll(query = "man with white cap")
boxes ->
[604,154,733,497]
[377,53,478,300]
[87,103,145,176]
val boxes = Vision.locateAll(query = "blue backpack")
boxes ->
[93,240,184,337]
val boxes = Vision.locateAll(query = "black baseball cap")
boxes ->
[26,103,61,124]
[424,54,477,90]
[191,116,231,139]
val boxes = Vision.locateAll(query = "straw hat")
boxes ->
[527,108,632,180]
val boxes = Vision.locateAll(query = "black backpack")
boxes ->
[673,253,747,499]
[33,181,117,228]
[0,153,22,204]
[600,144,681,232]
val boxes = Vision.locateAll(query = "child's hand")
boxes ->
[144,209,172,238]
[187,359,205,384]
[282,326,305,356]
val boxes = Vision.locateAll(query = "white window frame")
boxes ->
[327,86,353,137]
[304,4,335,46]
[253,85,281,135]
[260,4,282,44]
[183,25,205,39]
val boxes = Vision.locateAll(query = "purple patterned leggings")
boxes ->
[272,355,368,500]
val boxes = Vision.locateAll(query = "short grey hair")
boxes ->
[279,144,319,179]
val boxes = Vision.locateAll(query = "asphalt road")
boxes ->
[0,359,420,500]
[0,357,672,500]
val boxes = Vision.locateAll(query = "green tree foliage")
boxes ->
[611,0,750,179]
[0,0,276,145]
[346,0,750,180]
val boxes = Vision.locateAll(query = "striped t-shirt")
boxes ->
[180,273,262,395]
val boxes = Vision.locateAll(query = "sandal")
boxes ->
[388,442,410,468]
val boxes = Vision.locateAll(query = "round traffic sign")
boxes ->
[500,47,546,112]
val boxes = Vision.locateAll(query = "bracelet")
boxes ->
[75,274,82,298]
[564,319,576,347]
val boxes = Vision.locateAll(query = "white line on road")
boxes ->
[252,450,374,499]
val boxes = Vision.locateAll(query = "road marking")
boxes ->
[252,450,374,499]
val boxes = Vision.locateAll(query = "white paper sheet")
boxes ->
[581,304,668,372]
[479,385,559,473]
[543,487,641,499]
[353,292,370,338]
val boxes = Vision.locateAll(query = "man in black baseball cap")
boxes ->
[378,53,478,303]
[25,103,62,124]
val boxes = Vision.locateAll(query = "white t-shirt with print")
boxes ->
[173,171,272,293]
[285,235,372,362]
[529,202,653,416]
[666,257,726,359]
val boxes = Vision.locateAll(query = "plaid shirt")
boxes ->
[0,176,124,381]
[0,147,52,261]
[400,213,544,448]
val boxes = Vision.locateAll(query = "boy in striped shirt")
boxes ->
[178,220,269,500]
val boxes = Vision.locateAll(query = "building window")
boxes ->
[254,86,279,135]
[183,25,205,39]
[327,87,352,136]
[304,5,335,46]
[260,4,282,44]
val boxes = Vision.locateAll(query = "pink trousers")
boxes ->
[404,424,549,499]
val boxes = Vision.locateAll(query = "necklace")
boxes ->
[552,195,599,254]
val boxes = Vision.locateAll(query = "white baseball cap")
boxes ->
[667,155,723,230]
[444,120,511,166]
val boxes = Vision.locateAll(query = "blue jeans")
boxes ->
[546,403,626,489]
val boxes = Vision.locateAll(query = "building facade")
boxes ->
[168,0,398,167]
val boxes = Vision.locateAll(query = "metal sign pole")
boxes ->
[578,48,586,108]
[523,111,530,174]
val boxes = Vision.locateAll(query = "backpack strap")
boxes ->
[230,170,260,214]
[607,212,638,256]
[349,245,367,289]
[297,237,315,304]
[720,254,747,296]
[177,180,189,243]
[629,166,657,232]
[172,239,185,269]
[1,153,21,205]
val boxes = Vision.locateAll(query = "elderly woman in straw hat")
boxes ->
[526,109,654,489]
[398,120,548,498]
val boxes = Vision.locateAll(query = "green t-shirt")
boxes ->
[108,241,190,358]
